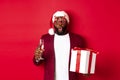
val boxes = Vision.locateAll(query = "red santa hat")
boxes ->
[48,11,70,35]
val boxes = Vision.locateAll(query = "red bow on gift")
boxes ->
[73,47,99,54]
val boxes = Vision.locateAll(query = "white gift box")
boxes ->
[70,47,98,74]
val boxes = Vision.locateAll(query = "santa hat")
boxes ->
[48,11,70,35]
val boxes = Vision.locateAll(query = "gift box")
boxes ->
[70,47,98,74]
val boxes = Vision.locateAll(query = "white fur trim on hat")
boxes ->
[52,11,69,23]
[48,28,54,35]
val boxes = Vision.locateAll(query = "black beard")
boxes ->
[54,26,68,35]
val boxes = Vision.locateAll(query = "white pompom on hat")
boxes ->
[48,28,54,35]
[48,11,70,35]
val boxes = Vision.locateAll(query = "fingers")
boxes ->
[34,47,44,60]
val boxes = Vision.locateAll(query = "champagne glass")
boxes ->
[39,39,44,60]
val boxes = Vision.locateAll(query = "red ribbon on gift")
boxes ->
[76,50,81,73]
[73,47,81,50]
[73,47,81,73]
[88,51,92,74]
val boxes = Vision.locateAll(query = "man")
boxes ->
[33,11,86,80]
